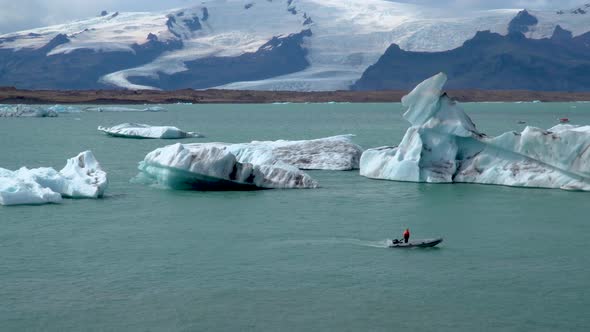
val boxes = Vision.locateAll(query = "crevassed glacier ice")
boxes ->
[227,135,363,171]
[360,72,590,191]
[98,123,203,139]
[136,143,318,190]
[0,151,108,205]
[0,105,58,117]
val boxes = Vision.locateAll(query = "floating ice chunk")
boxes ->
[48,105,81,113]
[84,106,166,112]
[0,168,63,205]
[228,135,363,170]
[98,123,203,139]
[0,151,107,205]
[136,143,318,190]
[360,73,590,191]
[56,151,108,198]
[0,105,58,117]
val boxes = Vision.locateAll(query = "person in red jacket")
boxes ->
[403,228,410,243]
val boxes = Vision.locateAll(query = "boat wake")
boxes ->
[278,238,394,249]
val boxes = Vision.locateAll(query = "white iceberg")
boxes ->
[136,135,362,190]
[0,105,58,117]
[0,151,108,205]
[136,143,318,190]
[0,168,63,205]
[360,73,590,191]
[48,105,81,113]
[227,135,363,171]
[98,123,203,139]
[84,106,166,112]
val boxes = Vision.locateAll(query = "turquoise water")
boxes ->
[1,103,590,331]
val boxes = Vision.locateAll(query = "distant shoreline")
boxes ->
[2,87,590,104]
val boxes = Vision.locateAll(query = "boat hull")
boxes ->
[389,238,443,248]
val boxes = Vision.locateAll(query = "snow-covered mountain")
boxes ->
[1,0,589,91]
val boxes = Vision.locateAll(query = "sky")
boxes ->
[0,0,584,34]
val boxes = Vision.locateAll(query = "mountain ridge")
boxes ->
[0,1,589,91]
[352,25,590,91]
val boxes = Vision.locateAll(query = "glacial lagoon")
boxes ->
[1,102,590,331]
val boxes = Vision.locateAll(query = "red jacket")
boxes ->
[403,229,410,237]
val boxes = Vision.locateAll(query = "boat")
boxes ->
[389,238,443,248]
[559,118,570,123]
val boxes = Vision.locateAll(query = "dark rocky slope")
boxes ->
[0,35,181,90]
[127,29,312,90]
[353,25,590,91]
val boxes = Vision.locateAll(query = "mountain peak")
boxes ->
[508,9,538,34]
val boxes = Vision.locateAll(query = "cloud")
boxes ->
[0,0,585,34]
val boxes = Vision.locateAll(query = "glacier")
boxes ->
[360,73,590,191]
[0,151,108,205]
[1,1,588,91]
[98,123,203,139]
[136,143,318,190]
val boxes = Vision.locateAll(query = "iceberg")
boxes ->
[0,104,58,117]
[83,106,166,112]
[0,169,63,205]
[136,143,318,190]
[48,105,81,113]
[227,135,363,171]
[0,151,108,205]
[136,135,361,190]
[98,123,203,139]
[360,73,590,191]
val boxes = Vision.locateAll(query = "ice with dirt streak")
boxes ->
[136,143,318,190]
[360,72,590,191]
[136,135,362,190]
[0,105,58,117]
[226,135,362,170]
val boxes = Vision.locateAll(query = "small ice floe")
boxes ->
[98,123,203,139]
[0,104,58,117]
[0,151,108,205]
[84,106,166,112]
[48,105,81,113]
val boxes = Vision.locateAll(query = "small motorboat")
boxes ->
[559,118,570,123]
[389,238,443,248]
[517,121,526,124]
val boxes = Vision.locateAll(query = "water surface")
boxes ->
[1,102,589,331]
